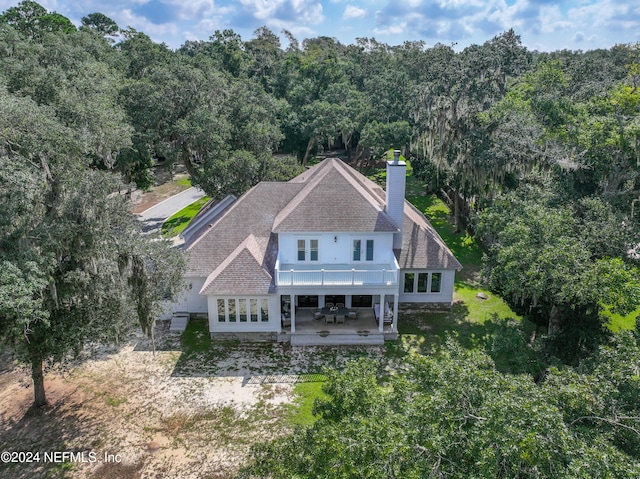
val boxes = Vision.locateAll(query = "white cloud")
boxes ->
[343,5,368,20]
[373,22,406,35]
[486,0,531,31]
[166,0,216,21]
[118,8,179,38]
[539,5,572,33]
[238,0,324,26]
[572,31,596,43]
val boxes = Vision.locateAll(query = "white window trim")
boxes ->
[402,271,443,294]
[352,238,374,262]
[296,237,320,263]
[217,297,270,322]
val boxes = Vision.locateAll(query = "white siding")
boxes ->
[398,270,456,304]
[158,300,174,320]
[278,232,394,264]
[173,277,208,313]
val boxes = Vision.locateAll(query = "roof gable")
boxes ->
[200,234,274,295]
[273,158,398,233]
[185,182,303,277]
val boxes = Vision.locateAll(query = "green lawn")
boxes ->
[385,195,522,368]
[285,377,327,427]
[161,196,210,238]
[174,176,192,187]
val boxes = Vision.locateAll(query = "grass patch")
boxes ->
[105,395,128,407]
[161,196,210,238]
[285,375,327,428]
[181,318,212,354]
[174,176,192,187]
[454,282,519,323]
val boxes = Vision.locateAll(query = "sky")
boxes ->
[2,0,639,52]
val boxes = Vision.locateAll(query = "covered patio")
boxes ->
[280,306,398,346]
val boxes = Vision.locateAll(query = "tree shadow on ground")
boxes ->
[388,302,542,376]
[0,391,143,479]
[160,216,190,236]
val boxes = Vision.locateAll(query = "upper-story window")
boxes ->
[353,239,374,261]
[297,239,319,262]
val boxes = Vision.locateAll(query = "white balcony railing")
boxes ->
[276,266,398,287]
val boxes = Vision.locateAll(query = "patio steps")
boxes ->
[290,331,384,346]
[169,312,190,332]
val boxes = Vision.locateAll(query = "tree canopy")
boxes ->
[243,338,640,478]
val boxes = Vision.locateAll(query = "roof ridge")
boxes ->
[199,233,269,294]
[186,184,263,251]
[273,158,397,232]
[272,160,336,230]
[331,159,389,214]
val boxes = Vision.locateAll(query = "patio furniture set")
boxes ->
[317,302,358,324]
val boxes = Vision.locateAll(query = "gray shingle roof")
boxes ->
[273,158,398,233]
[200,234,274,295]
[395,202,462,270]
[185,182,303,279]
[184,157,460,295]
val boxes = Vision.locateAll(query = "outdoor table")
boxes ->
[321,307,349,323]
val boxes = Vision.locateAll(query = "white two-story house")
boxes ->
[171,152,461,345]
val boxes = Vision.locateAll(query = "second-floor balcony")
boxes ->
[276,257,399,287]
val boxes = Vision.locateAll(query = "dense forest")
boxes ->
[1,1,640,477]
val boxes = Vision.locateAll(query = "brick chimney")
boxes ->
[385,149,406,249]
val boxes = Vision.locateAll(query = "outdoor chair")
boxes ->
[348,310,357,320]
[335,314,345,324]
[313,310,323,320]
[325,314,335,324]
[325,302,334,308]
[336,302,345,308]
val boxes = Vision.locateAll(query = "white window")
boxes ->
[366,239,374,261]
[353,239,374,262]
[217,297,270,322]
[430,273,442,293]
[353,239,361,261]
[403,271,443,294]
[297,238,319,262]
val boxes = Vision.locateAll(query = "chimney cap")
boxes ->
[393,149,401,164]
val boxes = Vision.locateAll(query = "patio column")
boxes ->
[392,293,399,332]
[291,294,296,333]
[378,293,385,332]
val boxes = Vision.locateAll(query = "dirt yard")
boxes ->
[0,323,384,479]
[131,173,192,214]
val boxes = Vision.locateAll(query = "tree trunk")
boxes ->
[302,137,316,166]
[31,354,47,407]
[548,304,563,336]
[453,190,461,233]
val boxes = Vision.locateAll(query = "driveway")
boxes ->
[137,186,206,233]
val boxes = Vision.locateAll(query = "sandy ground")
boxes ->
[0,324,384,479]
[131,173,192,215]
